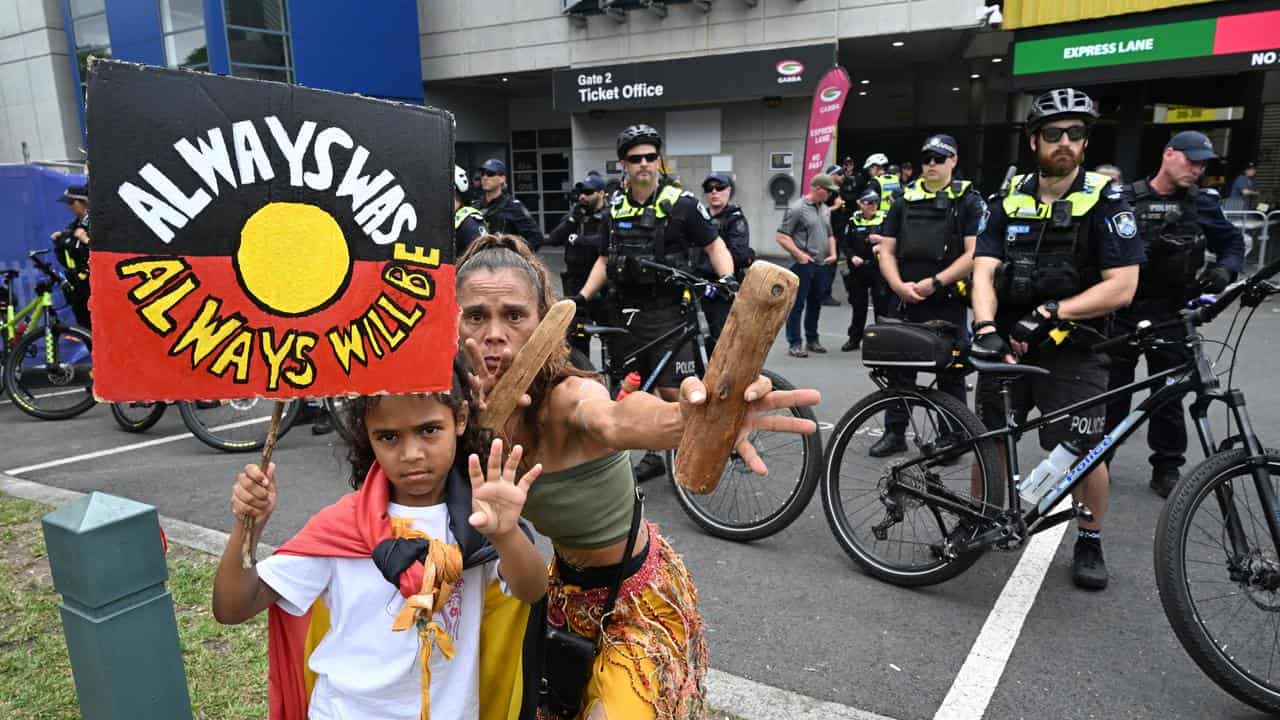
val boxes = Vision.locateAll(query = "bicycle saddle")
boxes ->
[969,356,1050,377]
[582,323,631,337]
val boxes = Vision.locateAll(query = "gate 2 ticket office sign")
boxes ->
[87,61,456,402]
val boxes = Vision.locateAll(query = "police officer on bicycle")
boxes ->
[841,187,889,352]
[1104,130,1244,498]
[869,134,983,457]
[453,165,486,256]
[50,183,91,329]
[577,123,740,481]
[970,88,1145,590]
[546,171,609,355]
[699,172,754,344]
[473,158,543,249]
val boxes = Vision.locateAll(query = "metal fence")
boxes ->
[1223,210,1280,267]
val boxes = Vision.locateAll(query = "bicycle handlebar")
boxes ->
[637,258,734,298]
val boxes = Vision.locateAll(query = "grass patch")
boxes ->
[0,496,268,719]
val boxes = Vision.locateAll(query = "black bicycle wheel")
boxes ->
[323,396,357,446]
[110,401,166,433]
[178,398,302,453]
[821,386,1004,587]
[667,369,822,542]
[3,324,95,421]
[1156,448,1280,714]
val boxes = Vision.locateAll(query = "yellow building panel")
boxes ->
[1002,0,1222,30]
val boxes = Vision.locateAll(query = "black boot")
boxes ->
[869,432,907,458]
[841,338,861,352]
[1072,534,1109,590]
[634,452,667,483]
[1149,466,1179,499]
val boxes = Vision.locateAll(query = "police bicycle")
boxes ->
[1,250,94,420]
[820,258,1280,713]
[111,397,355,452]
[578,259,821,542]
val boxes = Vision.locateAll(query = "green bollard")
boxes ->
[41,491,193,720]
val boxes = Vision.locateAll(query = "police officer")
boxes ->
[899,161,915,187]
[546,171,609,355]
[862,153,901,212]
[473,158,543,249]
[870,134,983,457]
[453,165,486,256]
[1104,130,1244,498]
[700,172,754,344]
[970,88,1145,590]
[577,124,739,481]
[841,187,889,351]
[50,183,91,329]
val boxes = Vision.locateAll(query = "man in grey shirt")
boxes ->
[776,173,839,357]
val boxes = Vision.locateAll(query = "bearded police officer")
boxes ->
[51,183,92,328]
[1104,130,1244,498]
[862,153,901,212]
[473,158,543,249]
[869,134,983,456]
[577,124,738,480]
[699,172,754,344]
[841,187,890,351]
[453,165,486,256]
[546,172,609,355]
[970,88,1144,590]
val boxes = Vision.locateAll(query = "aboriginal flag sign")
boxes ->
[87,61,456,401]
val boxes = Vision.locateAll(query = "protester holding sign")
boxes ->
[213,360,546,720]
[457,235,820,719]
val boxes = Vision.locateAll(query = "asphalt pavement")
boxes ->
[3,250,1278,719]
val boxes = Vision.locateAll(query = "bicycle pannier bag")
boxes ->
[861,321,959,373]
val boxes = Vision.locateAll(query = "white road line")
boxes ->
[3,415,273,475]
[0,470,905,720]
[933,498,1073,720]
[0,388,89,406]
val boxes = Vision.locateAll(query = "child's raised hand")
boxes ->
[231,462,276,524]
[468,438,540,539]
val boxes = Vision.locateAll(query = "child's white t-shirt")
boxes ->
[257,502,502,720]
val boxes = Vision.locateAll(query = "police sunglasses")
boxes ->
[703,183,729,193]
[920,154,949,165]
[1038,124,1089,143]
[625,152,660,164]
[480,170,502,177]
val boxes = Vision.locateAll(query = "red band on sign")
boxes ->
[1213,9,1280,55]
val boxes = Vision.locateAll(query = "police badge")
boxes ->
[1112,211,1138,239]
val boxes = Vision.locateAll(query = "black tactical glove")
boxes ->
[969,331,1012,362]
[1009,310,1052,349]
[718,274,740,294]
[371,537,429,588]
[569,293,590,310]
[1197,266,1231,295]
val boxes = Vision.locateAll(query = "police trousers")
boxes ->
[1103,307,1191,471]
[883,297,968,435]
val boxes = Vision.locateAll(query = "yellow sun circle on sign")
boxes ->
[235,202,351,316]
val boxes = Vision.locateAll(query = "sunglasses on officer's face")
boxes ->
[481,170,502,177]
[921,154,949,165]
[625,152,660,164]
[1038,124,1089,143]
[703,184,729,193]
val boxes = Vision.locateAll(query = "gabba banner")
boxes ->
[87,61,456,401]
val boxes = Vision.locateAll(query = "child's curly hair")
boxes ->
[341,354,490,490]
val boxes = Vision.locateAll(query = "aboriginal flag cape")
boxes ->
[266,462,530,720]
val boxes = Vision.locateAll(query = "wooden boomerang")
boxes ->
[478,299,576,430]
[674,262,798,494]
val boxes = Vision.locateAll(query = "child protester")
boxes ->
[212,359,547,720]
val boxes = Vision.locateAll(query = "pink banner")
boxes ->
[801,66,851,192]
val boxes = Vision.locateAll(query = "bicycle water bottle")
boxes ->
[616,372,642,401]
[1019,442,1081,507]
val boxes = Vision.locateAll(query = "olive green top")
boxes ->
[522,450,635,549]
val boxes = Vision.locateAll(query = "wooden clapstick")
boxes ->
[478,299,577,430]
[674,262,798,494]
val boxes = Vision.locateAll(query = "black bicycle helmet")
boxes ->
[1026,88,1099,133]
[616,124,663,159]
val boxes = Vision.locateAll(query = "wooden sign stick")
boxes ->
[674,262,798,494]
[241,400,285,569]
[479,299,577,431]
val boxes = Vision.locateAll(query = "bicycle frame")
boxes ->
[596,292,711,394]
[1,283,51,345]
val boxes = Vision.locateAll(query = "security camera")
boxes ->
[976,4,1003,27]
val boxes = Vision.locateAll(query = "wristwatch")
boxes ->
[932,274,944,290]
[1042,301,1060,321]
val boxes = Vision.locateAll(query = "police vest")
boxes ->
[697,205,745,275]
[847,211,885,259]
[895,180,971,280]
[1129,179,1205,300]
[998,171,1108,310]
[877,174,901,211]
[607,183,690,289]
[454,205,484,230]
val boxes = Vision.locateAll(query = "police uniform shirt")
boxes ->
[844,211,884,262]
[878,181,987,244]
[545,206,606,272]
[708,204,752,275]
[55,214,91,283]
[473,193,544,249]
[454,211,485,256]
[601,187,720,259]
[1121,181,1245,274]
[977,171,1145,271]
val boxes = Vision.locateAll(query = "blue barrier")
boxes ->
[0,164,87,322]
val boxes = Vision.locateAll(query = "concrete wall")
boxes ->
[419,0,985,82]
[0,0,82,164]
